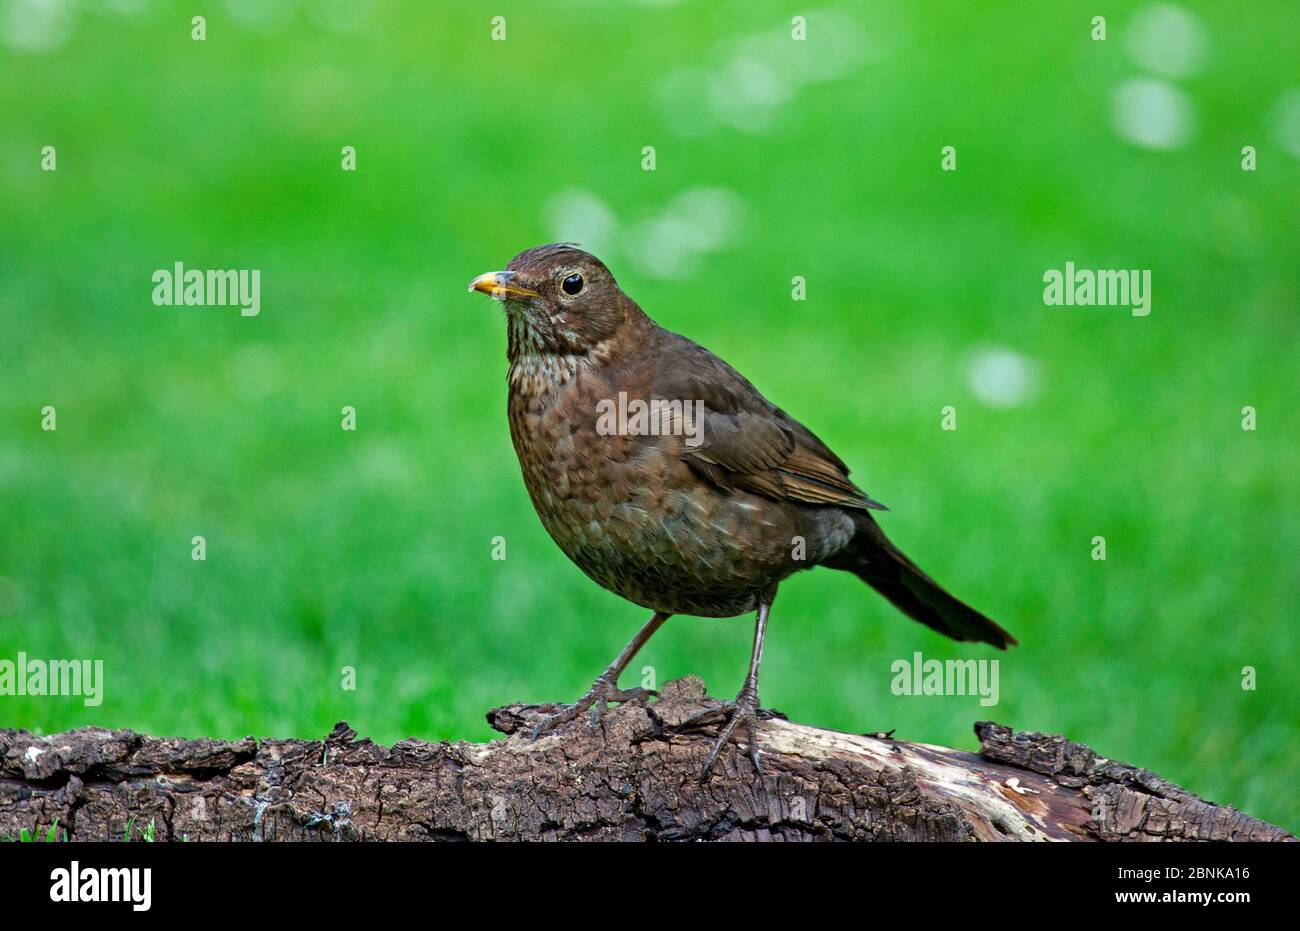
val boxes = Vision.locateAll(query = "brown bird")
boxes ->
[470,244,1015,779]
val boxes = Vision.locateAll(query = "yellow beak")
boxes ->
[468,271,540,301]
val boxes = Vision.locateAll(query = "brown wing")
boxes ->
[651,332,887,512]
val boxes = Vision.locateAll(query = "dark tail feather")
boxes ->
[827,515,1017,649]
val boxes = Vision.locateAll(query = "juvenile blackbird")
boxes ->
[470,244,1015,779]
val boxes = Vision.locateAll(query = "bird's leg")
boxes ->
[530,611,671,740]
[696,590,774,782]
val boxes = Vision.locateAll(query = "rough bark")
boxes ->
[1,676,1291,842]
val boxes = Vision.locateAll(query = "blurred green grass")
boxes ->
[1,1,1297,831]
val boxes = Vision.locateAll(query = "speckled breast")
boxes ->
[506,360,802,618]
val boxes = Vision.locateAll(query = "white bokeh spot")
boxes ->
[967,348,1040,409]
[1125,4,1209,80]
[1112,78,1194,150]
[1272,89,1300,160]
[541,190,619,259]
[0,0,76,53]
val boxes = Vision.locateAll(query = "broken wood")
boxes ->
[1,676,1291,842]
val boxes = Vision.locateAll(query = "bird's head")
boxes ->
[469,244,637,360]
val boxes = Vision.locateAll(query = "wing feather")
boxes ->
[652,332,887,512]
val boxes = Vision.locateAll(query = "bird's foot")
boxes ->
[680,681,764,782]
[529,672,656,741]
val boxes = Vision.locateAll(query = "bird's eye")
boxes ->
[561,273,584,295]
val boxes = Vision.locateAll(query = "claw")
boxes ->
[696,689,764,782]
[529,676,655,741]
[530,696,594,741]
